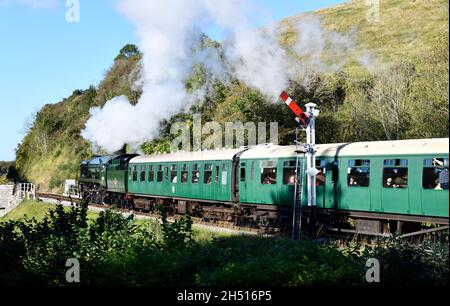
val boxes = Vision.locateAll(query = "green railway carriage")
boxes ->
[127,149,244,209]
[238,138,449,228]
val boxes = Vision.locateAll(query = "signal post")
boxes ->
[280,92,320,238]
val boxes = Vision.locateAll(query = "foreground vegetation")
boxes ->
[0,202,448,286]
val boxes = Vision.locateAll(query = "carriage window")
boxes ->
[222,163,228,185]
[120,158,128,170]
[157,165,163,182]
[383,159,408,188]
[240,163,246,182]
[316,160,326,186]
[332,161,339,183]
[132,165,138,182]
[348,159,370,187]
[250,161,255,181]
[148,165,154,182]
[423,158,449,190]
[215,165,220,182]
[140,165,146,181]
[181,164,188,184]
[283,160,296,185]
[261,160,277,185]
[204,164,212,184]
[170,164,178,183]
[165,166,169,181]
[192,164,200,184]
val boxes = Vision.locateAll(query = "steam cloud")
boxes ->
[82,0,374,153]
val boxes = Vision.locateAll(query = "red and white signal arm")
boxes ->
[279,91,310,126]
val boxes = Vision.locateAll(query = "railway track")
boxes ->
[36,192,272,235]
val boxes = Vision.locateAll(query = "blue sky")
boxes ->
[0,0,346,161]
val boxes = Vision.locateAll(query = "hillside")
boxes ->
[290,0,448,66]
[14,0,449,192]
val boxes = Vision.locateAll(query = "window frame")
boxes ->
[382,159,408,189]
[148,165,154,182]
[260,160,278,185]
[282,160,296,185]
[132,165,138,182]
[192,163,200,184]
[422,158,449,190]
[240,162,246,182]
[170,164,178,184]
[215,165,220,183]
[140,165,147,182]
[204,163,213,184]
[347,159,370,187]
[181,164,188,184]
[157,165,163,183]
[315,160,326,187]
[221,163,228,185]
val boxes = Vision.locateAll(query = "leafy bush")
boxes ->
[362,237,449,286]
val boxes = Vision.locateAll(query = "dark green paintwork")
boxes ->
[106,158,129,194]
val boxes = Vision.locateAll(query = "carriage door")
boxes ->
[238,162,247,202]
[343,159,371,211]
[315,160,326,208]
[421,157,449,217]
[381,159,409,214]
[213,164,220,200]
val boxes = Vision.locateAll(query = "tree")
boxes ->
[369,62,416,140]
[114,44,141,61]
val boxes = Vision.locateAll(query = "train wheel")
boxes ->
[257,217,270,230]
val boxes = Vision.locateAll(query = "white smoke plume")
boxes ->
[82,0,374,153]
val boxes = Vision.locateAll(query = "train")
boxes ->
[79,138,449,236]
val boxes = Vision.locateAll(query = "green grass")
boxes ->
[191,226,235,243]
[0,201,232,242]
[0,200,99,222]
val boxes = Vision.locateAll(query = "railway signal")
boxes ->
[280,91,320,240]
[279,91,310,126]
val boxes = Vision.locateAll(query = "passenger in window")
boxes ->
[181,172,188,183]
[433,158,444,166]
[395,174,408,188]
[172,175,178,184]
[389,177,400,188]
[434,179,443,191]
[385,177,393,188]
[193,172,199,183]
[288,175,296,185]
[263,175,276,184]
[316,171,325,186]
[349,176,358,186]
